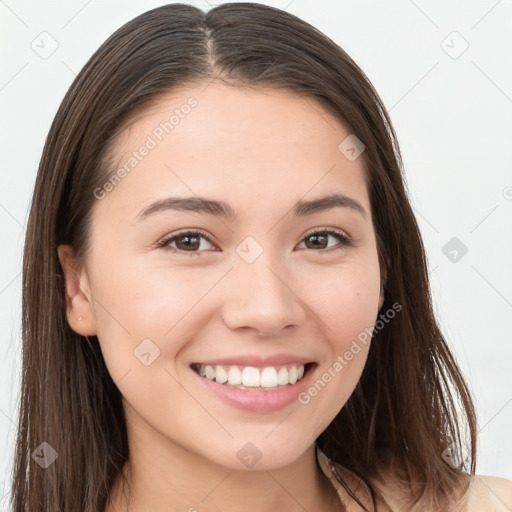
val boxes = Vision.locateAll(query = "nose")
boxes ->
[220,253,306,337]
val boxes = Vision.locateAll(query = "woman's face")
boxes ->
[60,82,383,470]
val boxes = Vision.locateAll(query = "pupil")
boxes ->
[308,234,327,249]
[179,235,199,250]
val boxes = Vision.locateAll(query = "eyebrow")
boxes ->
[135,192,367,222]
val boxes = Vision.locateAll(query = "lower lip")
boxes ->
[191,364,316,413]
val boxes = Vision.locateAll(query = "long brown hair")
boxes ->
[12,3,476,511]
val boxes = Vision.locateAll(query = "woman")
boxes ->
[12,3,512,511]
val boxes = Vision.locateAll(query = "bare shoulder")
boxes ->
[464,474,512,512]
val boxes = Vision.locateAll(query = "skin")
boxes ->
[58,81,388,511]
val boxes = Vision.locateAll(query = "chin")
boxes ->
[196,431,315,472]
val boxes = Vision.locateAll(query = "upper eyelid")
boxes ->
[303,227,351,239]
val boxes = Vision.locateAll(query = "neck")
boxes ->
[106,434,338,512]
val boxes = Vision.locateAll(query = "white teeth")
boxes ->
[277,367,288,386]
[260,367,278,388]
[205,365,215,380]
[215,365,228,384]
[228,366,242,385]
[242,367,260,387]
[196,363,307,389]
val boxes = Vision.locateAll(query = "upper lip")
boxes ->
[191,353,314,368]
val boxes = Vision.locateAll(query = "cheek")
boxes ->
[90,255,207,335]
[295,258,380,416]
[87,264,200,418]
[302,258,381,350]
[88,259,214,377]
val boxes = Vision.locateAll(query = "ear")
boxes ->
[57,244,97,336]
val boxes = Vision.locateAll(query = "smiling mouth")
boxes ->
[190,362,315,391]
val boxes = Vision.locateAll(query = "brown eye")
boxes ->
[157,231,216,255]
[157,228,352,256]
[299,229,352,253]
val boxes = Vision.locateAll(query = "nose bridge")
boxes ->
[221,237,305,335]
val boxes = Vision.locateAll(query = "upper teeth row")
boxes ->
[198,364,305,388]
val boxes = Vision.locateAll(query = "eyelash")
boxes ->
[156,228,353,256]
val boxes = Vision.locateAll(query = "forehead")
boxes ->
[96,82,370,223]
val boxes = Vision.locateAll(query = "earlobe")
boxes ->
[57,244,97,336]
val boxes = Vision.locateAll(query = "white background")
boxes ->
[1,0,511,508]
